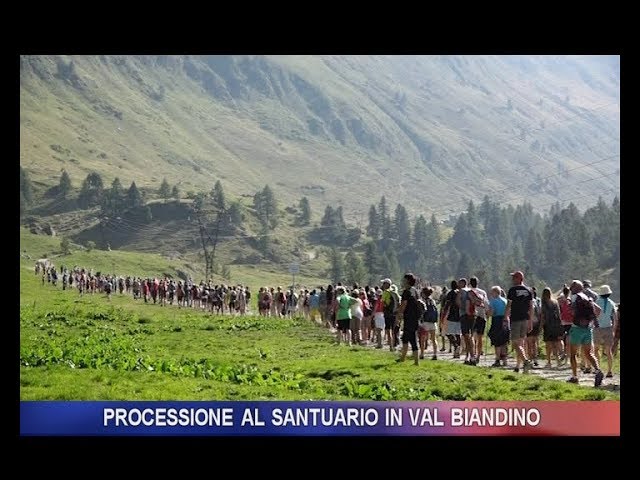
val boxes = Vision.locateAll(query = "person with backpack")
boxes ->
[567,280,604,387]
[418,287,439,360]
[381,279,397,351]
[395,273,421,365]
[468,276,489,364]
[457,278,475,365]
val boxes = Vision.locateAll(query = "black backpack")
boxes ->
[423,298,438,323]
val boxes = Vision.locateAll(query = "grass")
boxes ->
[20,257,619,401]
[20,227,329,294]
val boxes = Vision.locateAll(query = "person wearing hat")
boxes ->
[594,285,617,378]
[504,271,534,374]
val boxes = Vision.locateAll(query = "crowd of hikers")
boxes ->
[36,262,619,388]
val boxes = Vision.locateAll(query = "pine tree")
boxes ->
[321,206,334,226]
[59,170,72,198]
[79,172,104,209]
[159,178,171,203]
[367,205,380,239]
[127,181,143,209]
[211,180,226,211]
[298,197,311,225]
[255,185,277,228]
[171,185,180,199]
[394,203,411,245]
[228,200,244,227]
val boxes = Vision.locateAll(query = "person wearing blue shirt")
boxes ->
[594,285,617,378]
[487,286,509,367]
[309,289,321,324]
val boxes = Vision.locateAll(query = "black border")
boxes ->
[16,25,626,454]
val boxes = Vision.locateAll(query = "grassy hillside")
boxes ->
[20,228,329,290]
[20,55,620,223]
[20,258,617,401]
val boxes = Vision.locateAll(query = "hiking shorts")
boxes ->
[569,325,593,346]
[446,320,462,336]
[473,317,486,335]
[374,312,386,330]
[337,318,350,333]
[349,316,361,333]
[510,320,528,341]
[460,315,474,335]
[402,328,419,351]
[593,326,613,349]
[384,313,395,330]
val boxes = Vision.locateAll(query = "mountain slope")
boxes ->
[20,55,620,221]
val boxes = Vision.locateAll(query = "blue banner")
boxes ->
[20,401,621,436]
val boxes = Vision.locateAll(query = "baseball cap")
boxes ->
[380,278,392,285]
[510,271,524,279]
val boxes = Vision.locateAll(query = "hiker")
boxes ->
[593,285,617,378]
[335,286,357,345]
[504,271,534,374]
[441,280,462,358]
[418,286,439,360]
[349,289,364,345]
[469,276,489,363]
[457,278,475,365]
[360,289,372,344]
[389,284,401,348]
[372,287,385,348]
[439,286,449,353]
[275,287,286,318]
[612,303,620,357]
[566,280,604,387]
[380,279,396,351]
[395,273,421,365]
[540,287,563,368]
[526,287,542,367]
[487,285,509,367]
[558,285,573,362]
[309,289,321,323]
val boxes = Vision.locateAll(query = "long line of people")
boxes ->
[36,262,619,387]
